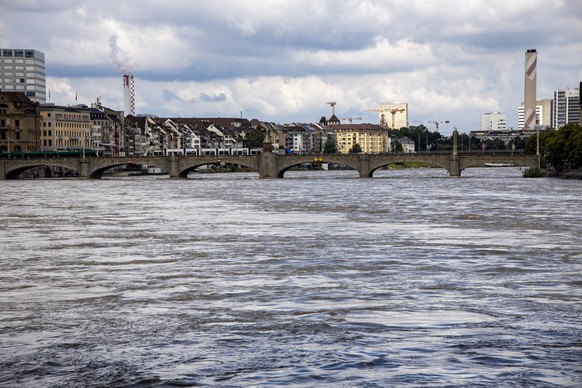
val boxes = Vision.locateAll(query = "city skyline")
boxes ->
[2,1,581,134]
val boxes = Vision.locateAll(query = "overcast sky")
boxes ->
[2,0,581,133]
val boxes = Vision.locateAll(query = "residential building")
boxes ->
[552,87,580,128]
[397,137,415,153]
[0,48,46,104]
[480,112,507,132]
[518,99,551,129]
[333,124,390,154]
[0,91,41,152]
[40,104,91,151]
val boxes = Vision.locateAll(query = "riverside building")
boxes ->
[0,49,46,104]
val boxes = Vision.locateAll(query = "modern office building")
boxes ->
[518,99,552,129]
[480,112,507,132]
[552,87,580,128]
[0,49,46,104]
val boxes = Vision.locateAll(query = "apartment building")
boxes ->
[480,112,507,131]
[333,124,390,154]
[0,49,46,104]
[552,87,580,128]
[0,91,41,153]
[40,104,91,151]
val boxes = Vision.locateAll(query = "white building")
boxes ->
[480,112,507,131]
[0,49,46,104]
[376,102,408,129]
[552,88,580,128]
[518,99,551,129]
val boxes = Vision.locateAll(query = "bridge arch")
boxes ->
[366,154,453,177]
[275,155,360,178]
[2,160,80,179]
[177,156,260,178]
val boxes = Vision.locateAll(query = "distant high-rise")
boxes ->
[552,87,580,128]
[480,112,507,132]
[518,99,552,129]
[0,49,46,104]
[523,49,537,130]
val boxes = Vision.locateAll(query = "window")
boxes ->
[3,49,13,56]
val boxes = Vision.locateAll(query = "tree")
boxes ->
[349,143,363,154]
[243,127,265,148]
[323,138,336,154]
[525,125,582,170]
[392,141,403,153]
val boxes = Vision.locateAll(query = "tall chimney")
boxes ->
[123,74,135,116]
[524,49,537,130]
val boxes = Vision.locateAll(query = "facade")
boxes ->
[523,49,537,130]
[552,87,580,128]
[480,112,507,132]
[0,91,41,153]
[377,102,408,129]
[397,137,415,153]
[39,104,91,151]
[0,49,46,104]
[518,99,551,129]
[333,124,390,154]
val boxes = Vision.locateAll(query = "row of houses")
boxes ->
[1,91,416,156]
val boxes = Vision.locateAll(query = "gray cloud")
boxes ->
[3,0,581,131]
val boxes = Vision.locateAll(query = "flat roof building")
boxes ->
[0,49,46,104]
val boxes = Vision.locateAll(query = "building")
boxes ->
[397,137,415,153]
[0,91,41,153]
[40,104,91,151]
[523,49,537,130]
[333,123,391,154]
[0,49,46,104]
[518,99,551,129]
[552,87,580,128]
[481,112,507,132]
[376,102,408,129]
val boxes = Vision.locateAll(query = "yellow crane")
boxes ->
[342,117,362,124]
[428,120,450,132]
[364,107,405,129]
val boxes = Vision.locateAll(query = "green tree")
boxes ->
[243,127,265,148]
[349,143,363,154]
[392,140,403,153]
[323,138,336,154]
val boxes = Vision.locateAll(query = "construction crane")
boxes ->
[326,102,337,116]
[342,117,362,124]
[428,120,450,132]
[364,107,406,129]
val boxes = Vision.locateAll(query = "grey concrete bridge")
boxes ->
[0,152,540,179]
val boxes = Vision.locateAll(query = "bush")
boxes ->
[522,167,544,178]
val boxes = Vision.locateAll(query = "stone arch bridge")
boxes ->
[0,152,539,180]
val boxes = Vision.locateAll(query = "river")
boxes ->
[0,168,581,387]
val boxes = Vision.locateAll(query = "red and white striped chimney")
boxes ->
[524,49,537,130]
[123,74,135,116]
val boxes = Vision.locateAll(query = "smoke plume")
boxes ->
[109,35,133,75]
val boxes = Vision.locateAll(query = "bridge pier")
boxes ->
[79,158,90,179]
[169,157,180,178]
[358,155,372,178]
[449,155,461,177]
[259,152,278,178]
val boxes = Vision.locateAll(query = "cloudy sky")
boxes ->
[2,0,581,133]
